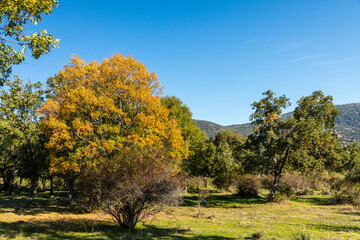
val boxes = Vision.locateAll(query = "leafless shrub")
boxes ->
[100,147,181,230]
[182,176,206,193]
[261,173,313,198]
[305,171,344,194]
[195,188,210,217]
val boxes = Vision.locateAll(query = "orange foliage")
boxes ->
[264,112,278,124]
[41,54,188,174]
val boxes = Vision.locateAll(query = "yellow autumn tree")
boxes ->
[41,54,188,175]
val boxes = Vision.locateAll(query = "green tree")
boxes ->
[0,119,20,195]
[246,90,341,201]
[341,142,360,174]
[212,130,245,190]
[0,77,47,200]
[0,0,59,85]
[161,96,214,177]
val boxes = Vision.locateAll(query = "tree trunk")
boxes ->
[23,130,39,203]
[29,176,39,203]
[268,149,290,202]
[268,172,282,202]
[50,176,54,196]
[3,168,15,195]
[68,178,75,205]
[40,178,46,191]
[3,176,9,193]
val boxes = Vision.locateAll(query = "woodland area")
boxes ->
[1,1,360,239]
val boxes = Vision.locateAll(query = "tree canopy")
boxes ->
[41,54,188,176]
[0,0,59,85]
[160,96,214,176]
[0,77,47,198]
[245,90,341,201]
[212,130,245,189]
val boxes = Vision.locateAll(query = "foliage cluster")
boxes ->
[0,0,59,85]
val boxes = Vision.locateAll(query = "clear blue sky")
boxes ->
[13,0,360,125]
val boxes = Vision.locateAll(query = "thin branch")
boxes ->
[0,38,26,46]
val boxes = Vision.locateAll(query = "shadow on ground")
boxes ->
[182,194,267,208]
[0,193,73,215]
[291,196,332,206]
[307,222,360,233]
[338,211,360,217]
[0,220,236,240]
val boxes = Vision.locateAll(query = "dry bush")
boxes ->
[235,175,261,197]
[69,147,181,228]
[261,173,313,199]
[195,188,210,218]
[100,147,181,230]
[71,170,102,212]
[305,171,344,194]
[282,173,313,196]
[183,176,206,193]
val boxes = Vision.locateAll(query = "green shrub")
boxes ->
[52,177,67,191]
[235,175,261,197]
[330,181,360,206]
[271,192,289,203]
[276,182,295,198]
[251,231,264,240]
[294,232,311,240]
[212,173,233,192]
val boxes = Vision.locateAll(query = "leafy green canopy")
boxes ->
[245,90,341,201]
[161,96,214,177]
[0,0,59,85]
[0,77,48,196]
[212,130,245,189]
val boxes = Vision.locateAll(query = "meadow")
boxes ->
[1,190,360,240]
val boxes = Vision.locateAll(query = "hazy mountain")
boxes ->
[195,103,360,144]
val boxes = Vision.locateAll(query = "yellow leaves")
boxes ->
[41,98,60,116]
[265,112,278,124]
[41,53,188,174]
[72,117,93,136]
[49,156,80,174]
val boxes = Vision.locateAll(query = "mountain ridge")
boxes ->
[195,102,360,144]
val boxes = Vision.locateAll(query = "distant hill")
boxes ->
[195,103,360,144]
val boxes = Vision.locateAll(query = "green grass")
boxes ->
[1,191,360,239]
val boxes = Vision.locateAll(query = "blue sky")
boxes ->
[13,0,360,125]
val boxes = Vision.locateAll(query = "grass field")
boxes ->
[0,191,360,239]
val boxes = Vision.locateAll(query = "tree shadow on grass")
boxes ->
[291,196,332,206]
[307,223,360,233]
[182,194,267,208]
[0,194,73,215]
[0,220,236,240]
[338,211,360,217]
